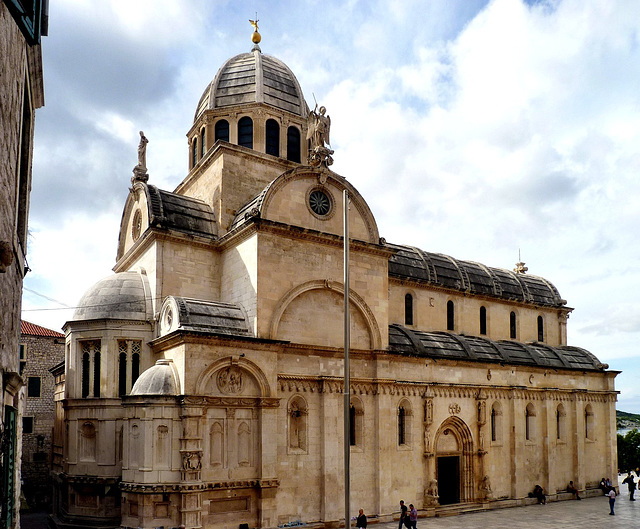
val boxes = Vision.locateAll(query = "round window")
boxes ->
[132,209,142,241]
[309,190,331,216]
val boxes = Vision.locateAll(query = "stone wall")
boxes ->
[20,332,64,509]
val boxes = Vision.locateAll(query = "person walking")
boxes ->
[398,500,407,529]
[408,503,418,529]
[356,509,367,529]
[608,487,616,515]
[622,471,636,501]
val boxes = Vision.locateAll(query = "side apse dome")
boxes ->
[130,359,179,396]
[72,270,152,322]
[194,49,309,123]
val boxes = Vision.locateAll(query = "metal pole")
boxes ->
[343,189,351,529]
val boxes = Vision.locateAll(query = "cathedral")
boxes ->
[50,26,618,529]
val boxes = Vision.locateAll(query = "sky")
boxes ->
[22,0,640,413]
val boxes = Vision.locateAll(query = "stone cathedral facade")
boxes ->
[51,31,618,529]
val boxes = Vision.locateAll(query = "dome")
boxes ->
[194,49,309,122]
[72,271,152,321]
[130,359,179,396]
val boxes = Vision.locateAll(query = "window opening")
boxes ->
[404,294,413,326]
[510,312,517,339]
[537,315,544,342]
[215,120,229,142]
[238,116,253,148]
[480,306,487,335]
[200,128,206,158]
[287,126,301,162]
[27,377,41,398]
[447,301,455,331]
[265,119,279,156]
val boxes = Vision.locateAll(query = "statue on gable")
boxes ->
[307,104,334,167]
[132,130,149,184]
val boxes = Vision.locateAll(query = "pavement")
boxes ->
[376,491,638,529]
[18,491,639,528]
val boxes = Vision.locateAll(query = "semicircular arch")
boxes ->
[195,356,272,398]
[269,279,382,350]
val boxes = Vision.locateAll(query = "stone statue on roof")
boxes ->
[132,130,149,184]
[307,103,334,167]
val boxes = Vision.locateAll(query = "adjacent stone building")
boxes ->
[19,321,64,510]
[51,28,618,529]
[0,2,47,527]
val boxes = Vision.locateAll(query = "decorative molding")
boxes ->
[180,396,280,408]
[120,478,279,493]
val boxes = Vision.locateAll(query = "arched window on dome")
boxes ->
[215,119,229,143]
[480,306,487,335]
[537,315,544,342]
[287,126,301,162]
[200,128,206,158]
[265,119,280,156]
[191,137,198,168]
[447,300,455,331]
[404,293,413,326]
[510,311,517,339]
[238,116,253,149]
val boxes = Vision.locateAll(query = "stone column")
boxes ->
[179,405,203,529]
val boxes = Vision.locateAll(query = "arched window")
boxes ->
[118,340,142,396]
[265,119,280,156]
[480,306,487,335]
[118,352,127,397]
[81,352,90,398]
[93,351,101,397]
[537,315,544,342]
[132,350,140,387]
[200,128,206,158]
[398,399,412,446]
[585,405,594,440]
[215,119,229,142]
[350,397,364,448]
[491,401,502,442]
[447,300,455,331]
[405,293,414,326]
[238,116,253,148]
[287,126,301,162]
[349,404,356,446]
[525,403,535,441]
[510,311,517,339]
[288,395,308,452]
[556,404,566,441]
[191,137,198,167]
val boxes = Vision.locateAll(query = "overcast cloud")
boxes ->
[23,0,640,412]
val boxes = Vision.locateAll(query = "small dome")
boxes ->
[194,50,309,122]
[130,359,179,396]
[72,271,151,321]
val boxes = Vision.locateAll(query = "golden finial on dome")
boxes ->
[249,16,261,44]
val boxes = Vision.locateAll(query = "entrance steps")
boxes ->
[434,503,485,517]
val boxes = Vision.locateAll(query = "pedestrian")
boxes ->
[622,471,636,501]
[398,500,407,529]
[409,503,417,529]
[356,509,367,529]
[608,487,616,515]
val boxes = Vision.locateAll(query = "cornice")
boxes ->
[120,478,279,493]
[276,374,618,402]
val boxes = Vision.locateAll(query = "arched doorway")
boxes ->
[434,416,474,504]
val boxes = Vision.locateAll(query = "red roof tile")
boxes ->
[20,320,64,338]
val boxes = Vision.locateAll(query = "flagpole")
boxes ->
[343,189,351,529]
